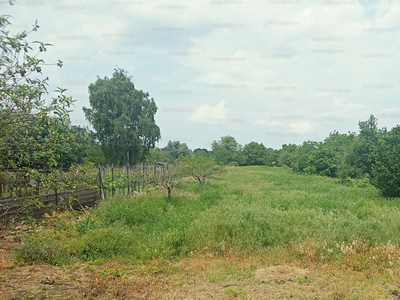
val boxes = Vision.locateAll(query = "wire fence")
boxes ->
[0,162,174,231]
[98,162,169,199]
[0,166,99,230]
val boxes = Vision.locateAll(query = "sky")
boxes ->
[3,0,400,150]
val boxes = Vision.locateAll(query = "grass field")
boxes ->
[4,166,400,299]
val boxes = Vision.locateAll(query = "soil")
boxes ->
[1,234,399,299]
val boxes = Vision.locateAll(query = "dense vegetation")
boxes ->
[16,166,400,271]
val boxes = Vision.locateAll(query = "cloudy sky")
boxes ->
[3,0,400,150]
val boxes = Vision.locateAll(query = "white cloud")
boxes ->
[254,120,283,127]
[289,121,313,134]
[382,108,400,112]
[254,119,269,126]
[188,100,227,124]
[332,97,366,111]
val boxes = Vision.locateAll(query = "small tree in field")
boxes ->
[153,163,181,202]
[179,156,219,186]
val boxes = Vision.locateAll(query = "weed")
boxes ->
[101,267,126,277]
[296,276,313,284]
[224,287,244,298]
[75,217,96,234]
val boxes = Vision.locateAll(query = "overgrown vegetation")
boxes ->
[15,166,400,272]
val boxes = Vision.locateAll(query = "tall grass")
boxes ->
[16,166,400,265]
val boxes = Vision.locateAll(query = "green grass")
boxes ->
[15,166,400,265]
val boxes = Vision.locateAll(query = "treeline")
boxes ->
[3,113,400,199]
[2,14,400,199]
[285,115,400,198]
[150,115,400,198]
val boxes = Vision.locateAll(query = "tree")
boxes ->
[179,155,219,186]
[292,140,339,177]
[293,153,315,174]
[242,141,268,165]
[345,115,381,178]
[0,15,74,169]
[211,135,242,165]
[277,144,299,167]
[322,131,358,180]
[372,126,400,198]
[153,162,181,202]
[67,125,105,165]
[83,69,161,165]
[161,140,191,161]
[145,147,169,163]
[193,148,212,157]
[310,146,338,177]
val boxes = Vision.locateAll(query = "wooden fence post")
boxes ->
[111,164,115,197]
[98,165,106,200]
[127,164,130,195]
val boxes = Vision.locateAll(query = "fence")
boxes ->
[0,162,171,227]
[0,188,98,220]
[0,166,100,229]
[0,167,99,200]
[98,163,168,198]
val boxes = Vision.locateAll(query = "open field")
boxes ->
[2,166,400,299]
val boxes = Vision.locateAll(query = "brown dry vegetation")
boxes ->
[2,233,400,299]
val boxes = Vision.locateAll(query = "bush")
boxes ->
[372,126,400,198]
[16,234,72,265]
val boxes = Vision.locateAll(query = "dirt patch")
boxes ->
[255,265,309,284]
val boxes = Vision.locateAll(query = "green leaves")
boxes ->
[0,16,75,169]
[178,155,220,186]
[211,136,242,165]
[84,68,161,165]
[371,126,400,198]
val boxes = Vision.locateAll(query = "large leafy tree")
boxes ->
[345,115,382,178]
[161,140,191,161]
[83,69,161,165]
[0,15,74,169]
[65,125,104,166]
[277,143,299,167]
[211,135,242,165]
[372,126,400,198]
[242,141,268,166]
[193,148,212,157]
[292,134,357,178]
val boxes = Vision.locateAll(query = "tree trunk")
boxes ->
[200,176,206,186]
[167,187,172,202]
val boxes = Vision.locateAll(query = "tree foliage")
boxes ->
[0,16,74,169]
[277,144,299,168]
[161,140,191,161]
[242,141,269,166]
[345,115,381,178]
[83,69,161,165]
[193,148,212,157]
[179,155,219,186]
[372,126,400,198]
[211,135,242,165]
